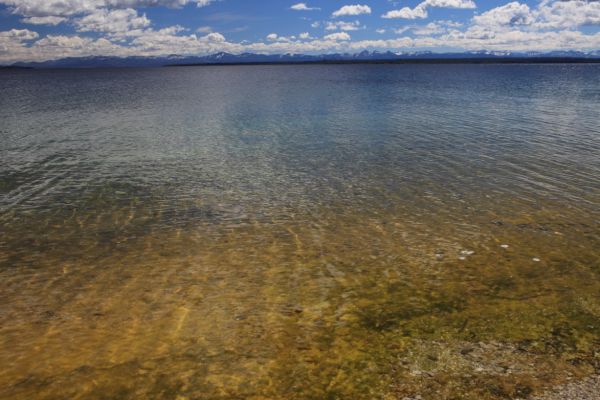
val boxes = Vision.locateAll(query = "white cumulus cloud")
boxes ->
[382,5,428,20]
[21,16,68,25]
[290,3,320,11]
[332,4,371,17]
[472,0,600,31]
[323,31,351,40]
[0,28,39,40]
[325,20,363,31]
[0,0,214,18]
[383,0,476,19]
[74,8,150,35]
[472,2,533,28]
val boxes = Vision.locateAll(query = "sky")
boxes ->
[1,0,600,63]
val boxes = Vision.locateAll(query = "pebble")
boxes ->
[533,258,541,262]
[530,375,600,400]
[501,244,509,249]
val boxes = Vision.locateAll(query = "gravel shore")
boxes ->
[531,375,600,400]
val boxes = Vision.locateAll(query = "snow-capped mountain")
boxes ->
[6,50,600,69]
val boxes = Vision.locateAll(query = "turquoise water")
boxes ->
[1,64,600,399]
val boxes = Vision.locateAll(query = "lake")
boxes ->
[1,64,599,399]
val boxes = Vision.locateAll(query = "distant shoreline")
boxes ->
[3,57,600,70]
[167,57,600,67]
[0,66,33,70]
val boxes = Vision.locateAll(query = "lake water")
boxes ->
[1,64,599,399]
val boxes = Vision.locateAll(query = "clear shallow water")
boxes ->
[0,64,599,399]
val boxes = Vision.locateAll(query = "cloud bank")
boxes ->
[1,0,600,63]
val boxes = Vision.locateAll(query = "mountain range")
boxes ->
[3,50,600,69]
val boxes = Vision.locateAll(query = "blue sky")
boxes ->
[1,1,600,62]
